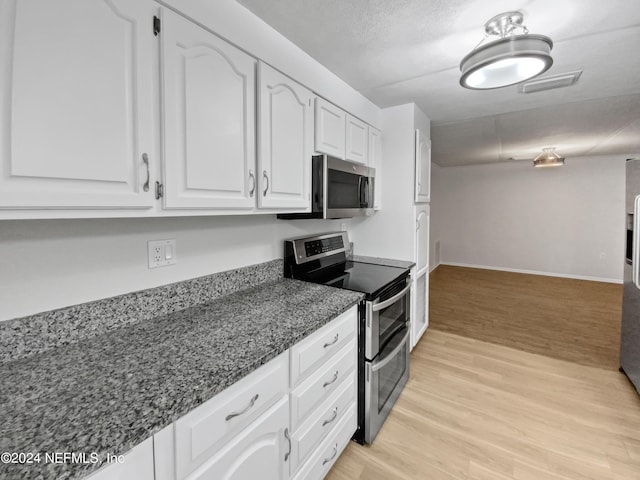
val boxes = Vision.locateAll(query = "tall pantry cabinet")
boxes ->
[349,103,431,350]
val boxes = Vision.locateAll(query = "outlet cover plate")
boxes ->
[148,239,177,268]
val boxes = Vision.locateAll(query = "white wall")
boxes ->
[350,104,415,260]
[0,216,345,322]
[436,155,627,282]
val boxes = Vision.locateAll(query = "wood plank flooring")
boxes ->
[428,266,623,370]
[326,330,640,480]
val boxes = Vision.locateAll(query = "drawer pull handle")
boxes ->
[225,393,259,421]
[284,427,291,462]
[322,443,338,466]
[323,333,339,348]
[323,370,339,388]
[322,407,338,427]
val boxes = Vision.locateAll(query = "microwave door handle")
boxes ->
[634,196,640,289]
[363,178,369,205]
[358,176,363,206]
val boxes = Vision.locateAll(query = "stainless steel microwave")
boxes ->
[278,155,375,219]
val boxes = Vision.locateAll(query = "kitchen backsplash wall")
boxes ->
[0,215,348,322]
[0,259,283,361]
[436,154,626,282]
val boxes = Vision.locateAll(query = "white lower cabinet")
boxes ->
[289,374,356,474]
[185,397,290,480]
[411,270,429,350]
[85,437,154,480]
[152,305,358,480]
[291,403,357,480]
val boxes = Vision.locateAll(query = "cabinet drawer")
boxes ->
[290,306,357,387]
[292,403,357,480]
[175,352,288,479]
[290,340,356,431]
[290,373,356,474]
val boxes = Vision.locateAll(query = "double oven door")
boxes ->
[364,277,411,444]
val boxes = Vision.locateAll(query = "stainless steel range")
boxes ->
[284,232,411,444]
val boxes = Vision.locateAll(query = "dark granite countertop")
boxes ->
[349,254,415,270]
[0,278,363,480]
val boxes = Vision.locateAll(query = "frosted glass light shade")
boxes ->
[460,35,553,89]
[533,147,565,167]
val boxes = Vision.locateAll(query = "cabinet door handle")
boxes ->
[263,171,269,196]
[142,153,150,192]
[418,181,422,194]
[322,407,338,427]
[322,443,338,465]
[284,427,291,462]
[225,393,259,421]
[323,370,339,388]
[248,170,256,197]
[323,333,339,348]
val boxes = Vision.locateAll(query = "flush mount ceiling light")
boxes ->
[533,147,565,167]
[460,11,553,90]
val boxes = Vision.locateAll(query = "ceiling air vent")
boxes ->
[518,70,582,94]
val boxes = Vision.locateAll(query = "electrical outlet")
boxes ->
[148,239,177,268]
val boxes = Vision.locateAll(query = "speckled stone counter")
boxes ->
[349,254,415,270]
[0,278,363,480]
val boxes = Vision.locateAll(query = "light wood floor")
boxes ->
[326,330,640,480]
[429,266,623,370]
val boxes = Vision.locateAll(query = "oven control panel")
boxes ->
[304,236,344,257]
[285,231,349,266]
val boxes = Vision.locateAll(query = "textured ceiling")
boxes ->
[237,0,640,166]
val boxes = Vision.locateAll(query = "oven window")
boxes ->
[377,295,408,350]
[376,329,408,413]
[327,169,361,209]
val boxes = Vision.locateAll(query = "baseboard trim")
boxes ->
[429,262,440,273]
[440,262,622,284]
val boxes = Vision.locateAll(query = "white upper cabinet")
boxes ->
[160,8,256,210]
[368,127,382,210]
[345,115,368,164]
[257,62,312,210]
[314,98,374,166]
[414,128,431,203]
[314,98,346,159]
[0,0,155,210]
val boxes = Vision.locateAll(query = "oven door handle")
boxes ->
[371,331,409,373]
[372,284,410,312]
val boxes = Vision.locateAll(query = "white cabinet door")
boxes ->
[257,62,312,210]
[188,397,290,480]
[368,127,382,210]
[345,115,368,164]
[414,129,431,203]
[86,438,154,480]
[411,270,429,350]
[415,205,430,274]
[160,8,256,210]
[0,0,155,209]
[314,98,346,159]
